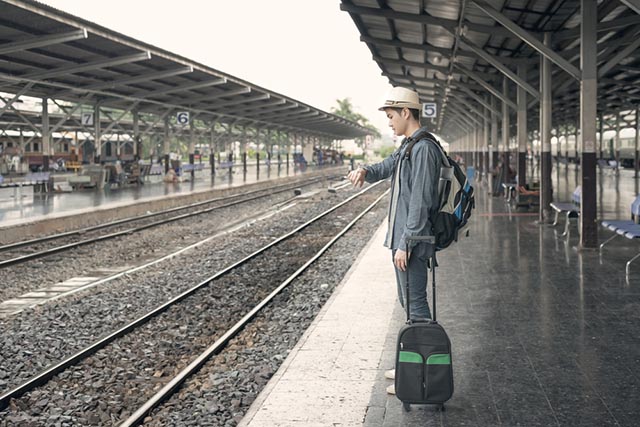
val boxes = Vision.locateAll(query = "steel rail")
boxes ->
[0,175,339,269]
[0,193,305,318]
[120,188,390,426]
[0,174,337,254]
[0,181,383,411]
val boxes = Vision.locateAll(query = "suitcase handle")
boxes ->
[405,236,436,323]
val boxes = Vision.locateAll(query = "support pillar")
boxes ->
[475,122,480,174]
[490,96,498,194]
[556,129,561,167]
[94,103,101,164]
[564,126,569,162]
[42,97,50,172]
[133,110,140,160]
[580,0,598,248]
[501,77,510,189]
[210,127,216,176]
[267,129,273,171]
[163,116,170,173]
[293,134,298,175]
[285,132,290,173]
[575,124,580,174]
[483,103,490,182]
[615,113,620,175]
[517,64,527,188]
[19,128,26,170]
[633,108,640,178]
[598,112,604,160]
[539,32,553,221]
[189,119,195,179]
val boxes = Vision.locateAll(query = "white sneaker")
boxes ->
[384,369,395,380]
[386,384,396,395]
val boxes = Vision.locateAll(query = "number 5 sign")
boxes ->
[422,103,437,118]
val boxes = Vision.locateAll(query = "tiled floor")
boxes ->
[371,172,640,426]
[242,168,640,426]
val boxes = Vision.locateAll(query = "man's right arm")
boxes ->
[363,152,396,183]
[347,151,397,188]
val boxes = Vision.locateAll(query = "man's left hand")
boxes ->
[394,249,408,272]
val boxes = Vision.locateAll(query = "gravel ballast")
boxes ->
[0,182,389,426]
[144,202,389,427]
[0,176,333,303]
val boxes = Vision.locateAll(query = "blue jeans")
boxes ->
[393,249,432,320]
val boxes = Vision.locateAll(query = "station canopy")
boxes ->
[341,0,640,139]
[0,0,370,140]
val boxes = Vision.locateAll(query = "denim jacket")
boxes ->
[364,127,441,257]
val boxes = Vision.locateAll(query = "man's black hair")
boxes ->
[389,107,421,122]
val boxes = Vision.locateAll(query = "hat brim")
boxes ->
[378,102,422,111]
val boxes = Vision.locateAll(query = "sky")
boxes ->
[39,0,395,138]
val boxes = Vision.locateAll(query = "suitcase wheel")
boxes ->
[403,402,411,412]
[438,404,446,412]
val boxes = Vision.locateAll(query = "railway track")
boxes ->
[0,186,314,317]
[0,174,338,269]
[0,182,389,425]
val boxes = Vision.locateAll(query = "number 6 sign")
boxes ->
[177,111,190,125]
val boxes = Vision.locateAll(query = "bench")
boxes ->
[68,165,107,190]
[124,163,144,185]
[550,186,582,236]
[105,163,127,188]
[597,159,618,173]
[181,163,204,172]
[513,183,541,210]
[501,182,518,202]
[599,195,640,275]
[68,175,92,189]
[144,163,163,178]
[0,172,51,195]
[215,161,235,176]
[24,172,51,193]
[65,161,82,172]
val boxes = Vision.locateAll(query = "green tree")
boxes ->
[331,98,381,151]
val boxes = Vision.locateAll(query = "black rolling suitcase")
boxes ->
[395,236,453,411]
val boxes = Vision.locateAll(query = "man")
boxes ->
[347,87,442,394]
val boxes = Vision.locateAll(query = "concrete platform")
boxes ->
[0,165,343,242]
[0,165,312,226]
[240,171,640,426]
[240,220,394,427]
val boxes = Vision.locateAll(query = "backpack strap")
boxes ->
[403,130,449,168]
[404,130,444,159]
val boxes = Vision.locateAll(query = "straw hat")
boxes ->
[378,86,421,111]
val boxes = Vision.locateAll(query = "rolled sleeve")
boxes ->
[399,141,441,250]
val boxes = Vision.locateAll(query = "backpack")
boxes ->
[403,131,475,251]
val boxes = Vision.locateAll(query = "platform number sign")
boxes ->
[81,112,94,126]
[176,111,190,126]
[422,102,437,119]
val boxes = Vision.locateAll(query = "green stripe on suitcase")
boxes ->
[426,353,451,365]
[398,351,423,363]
